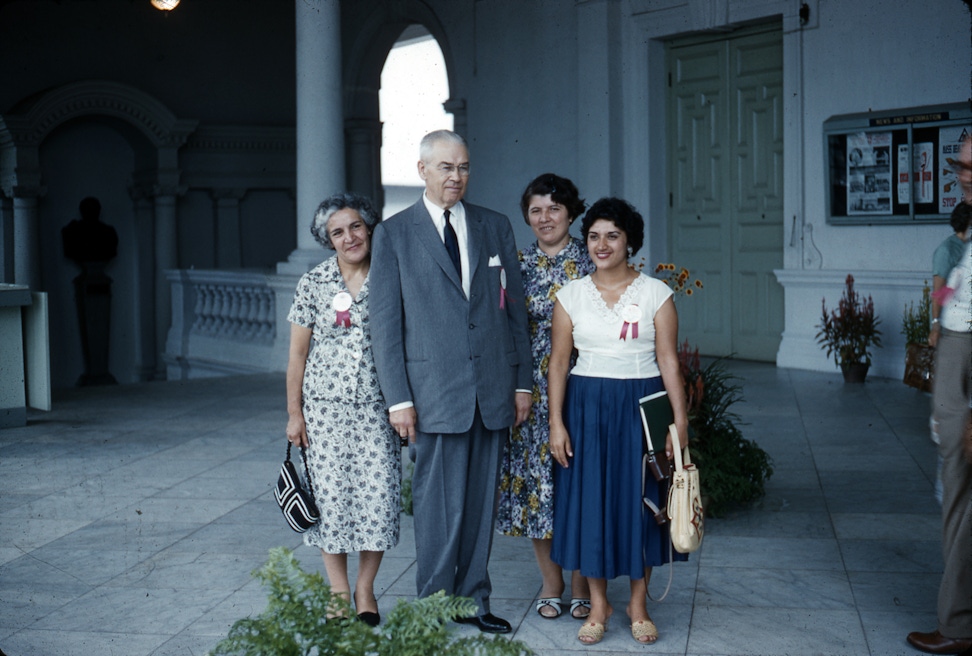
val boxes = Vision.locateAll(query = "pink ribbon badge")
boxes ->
[333,291,352,328]
[619,304,642,341]
[499,267,509,309]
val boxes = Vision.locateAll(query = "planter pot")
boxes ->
[840,361,870,383]
[903,342,935,392]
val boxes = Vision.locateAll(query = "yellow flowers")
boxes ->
[654,262,703,297]
[564,260,579,278]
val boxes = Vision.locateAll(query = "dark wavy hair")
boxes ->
[949,201,972,234]
[310,192,381,250]
[519,173,586,225]
[580,197,645,256]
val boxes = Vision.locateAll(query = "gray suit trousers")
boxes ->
[410,408,505,615]
[931,329,972,639]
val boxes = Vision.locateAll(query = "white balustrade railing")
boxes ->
[165,269,291,379]
[190,278,275,342]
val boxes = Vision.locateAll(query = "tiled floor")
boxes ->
[0,361,943,655]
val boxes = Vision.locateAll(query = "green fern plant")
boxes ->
[210,547,533,656]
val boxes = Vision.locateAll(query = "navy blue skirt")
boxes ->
[550,374,687,580]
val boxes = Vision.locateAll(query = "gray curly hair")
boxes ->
[310,192,381,249]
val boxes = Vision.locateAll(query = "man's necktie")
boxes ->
[443,209,461,278]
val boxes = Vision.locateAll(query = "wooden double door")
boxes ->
[667,24,784,361]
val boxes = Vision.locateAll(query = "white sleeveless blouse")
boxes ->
[556,273,674,379]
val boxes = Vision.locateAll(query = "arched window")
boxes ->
[379,25,452,217]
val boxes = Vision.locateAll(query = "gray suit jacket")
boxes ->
[370,198,532,434]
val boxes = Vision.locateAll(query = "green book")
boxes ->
[639,390,674,457]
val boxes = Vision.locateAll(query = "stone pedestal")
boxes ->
[73,262,117,386]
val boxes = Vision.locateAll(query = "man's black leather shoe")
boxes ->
[455,613,512,634]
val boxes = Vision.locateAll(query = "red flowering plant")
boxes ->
[816,274,883,367]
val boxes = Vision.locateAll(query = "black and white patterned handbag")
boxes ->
[274,443,320,532]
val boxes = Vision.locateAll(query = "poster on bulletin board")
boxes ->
[846,132,892,215]
[940,126,970,213]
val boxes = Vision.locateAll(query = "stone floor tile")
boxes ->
[695,566,855,610]
[688,606,869,655]
[699,535,843,571]
[0,629,169,656]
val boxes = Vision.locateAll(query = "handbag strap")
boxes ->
[642,452,674,602]
[646,536,675,602]
[670,423,690,472]
[645,424,682,602]
[640,404,657,454]
[286,441,317,500]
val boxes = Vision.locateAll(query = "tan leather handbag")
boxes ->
[667,424,704,553]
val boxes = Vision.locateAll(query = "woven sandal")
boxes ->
[535,597,563,619]
[577,620,606,645]
[631,618,658,644]
[569,598,591,620]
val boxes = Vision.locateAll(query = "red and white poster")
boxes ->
[913,142,934,205]
[939,126,970,213]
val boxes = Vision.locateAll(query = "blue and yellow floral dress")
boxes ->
[496,237,594,539]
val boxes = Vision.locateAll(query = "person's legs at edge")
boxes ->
[353,550,384,615]
[322,552,350,617]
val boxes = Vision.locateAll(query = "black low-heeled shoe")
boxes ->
[357,611,380,627]
[353,592,381,627]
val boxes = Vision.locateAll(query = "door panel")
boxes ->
[670,40,731,353]
[668,26,783,361]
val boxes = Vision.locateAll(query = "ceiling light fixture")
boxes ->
[151,0,181,10]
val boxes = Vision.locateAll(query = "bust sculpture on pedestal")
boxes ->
[62,197,118,386]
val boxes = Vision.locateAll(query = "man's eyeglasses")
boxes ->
[436,163,471,177]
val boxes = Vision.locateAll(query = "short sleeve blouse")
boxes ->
[933,233,967,279]
[287,257,383,404]
[556,273,673,379]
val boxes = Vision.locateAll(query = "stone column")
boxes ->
[345,118,383,210]
[213,188,245,269]
[154,191,178,379]
[0,195,13,282]
[12,189,43,288]
[271,0,345,370]
[278,0,344,276]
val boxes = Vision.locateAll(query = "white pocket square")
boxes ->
[488,255,501,267]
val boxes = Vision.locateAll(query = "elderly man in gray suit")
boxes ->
[370,130,532,634]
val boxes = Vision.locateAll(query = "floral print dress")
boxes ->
[287,257,401,554]
[496,237,594,539]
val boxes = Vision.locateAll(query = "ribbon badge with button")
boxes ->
[499,267,511,309]
[620,303,641,340]
[333,291,353,328]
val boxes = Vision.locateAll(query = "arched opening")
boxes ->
[379,25,452,218]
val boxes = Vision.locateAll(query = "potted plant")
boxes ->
[902,282,934,392]
[816,274,883,383]
[678,341,773,517]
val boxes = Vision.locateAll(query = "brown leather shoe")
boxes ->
[907,630,972,655]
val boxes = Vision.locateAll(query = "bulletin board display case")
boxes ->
[824,103,971,225]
